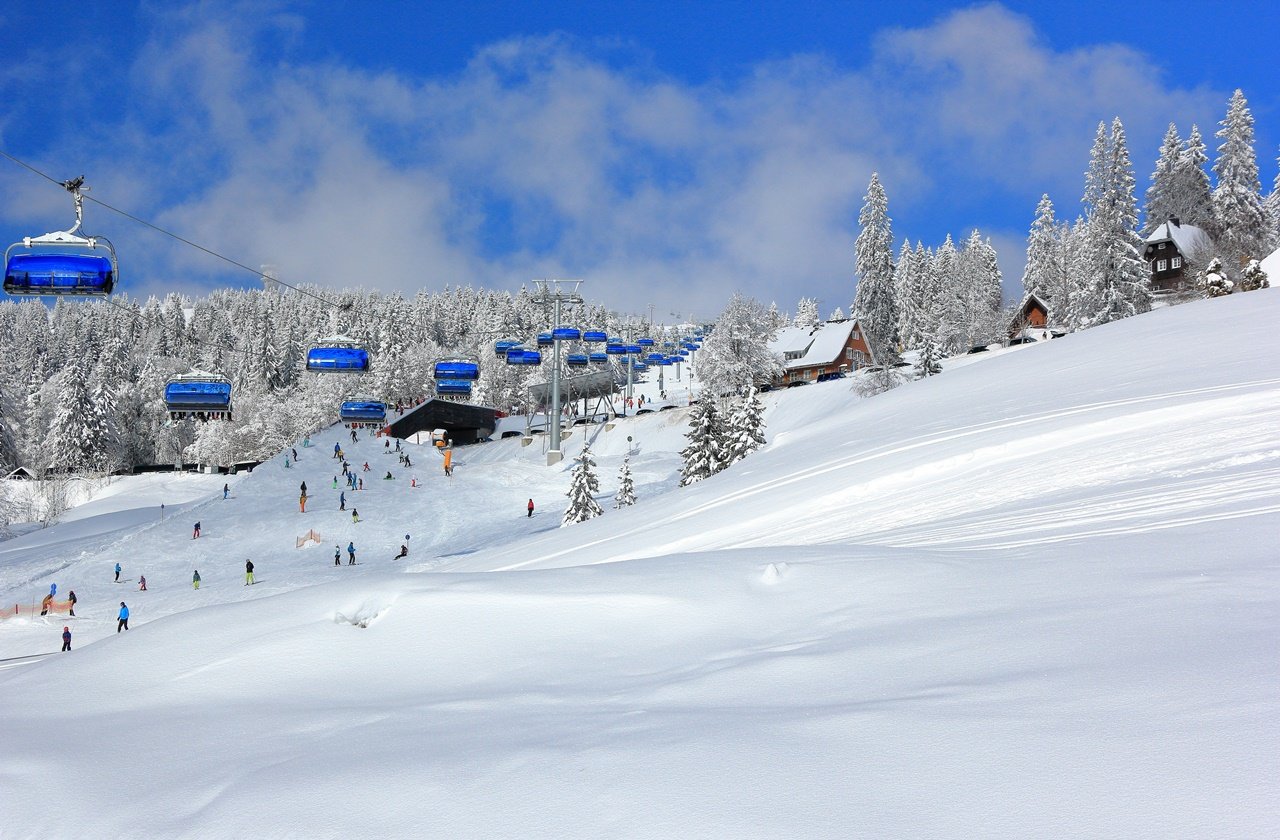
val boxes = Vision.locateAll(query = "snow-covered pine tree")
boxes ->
[695,293,783,396]
[1200,258,1233,297]
[915,333,943,378]
[1171,124,1217,235]
[793,297,820,329]
[931,234,968,353]
[1073,119,1150,329]
[614,455,636,509]
[1144,123,1183,233]
[679,397,724,486]
[851,172,898,363]
[43,363,98,474]
[893,239,921,350]
[723,386,766,468]
[1213,90,1269,274]
[1239,260,1270,292]
[1268,149,1280,249]
[562,442,603,525]
[829,306,845,321]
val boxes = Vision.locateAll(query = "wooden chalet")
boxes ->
[1007,293,1052,340]
[768,319,875,387]
[1143,218,1211,293]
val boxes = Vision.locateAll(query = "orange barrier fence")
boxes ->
[295,528,322,549]
[0,598,74,621]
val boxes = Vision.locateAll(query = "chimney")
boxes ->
[1170,216,1180,227]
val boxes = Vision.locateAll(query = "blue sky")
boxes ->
[1,1,1275,317]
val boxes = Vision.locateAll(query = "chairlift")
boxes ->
[566,353,589,367]
[552,326,582,342]
[306,336,370,373]
[644,352,665,363]
[433,358,480,381]
[339,398,387,426]
[434,379,473,396]
[637,337,655,347]
[582,330,608,343]
[4,177,117,297]
[588,351,609,364]
[164,371,233,422]
[536,332,554,347]
[605,341,627,356]
[494,339,521,357]
[506,347,542,366]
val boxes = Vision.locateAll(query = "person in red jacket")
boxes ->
[527,498,535,518]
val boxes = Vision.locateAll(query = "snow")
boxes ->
[1262,244,1280,280]
[2,290,1279,837]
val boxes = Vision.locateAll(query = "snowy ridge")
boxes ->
[0,290,1277,838]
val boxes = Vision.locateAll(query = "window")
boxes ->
[1156,259,1168,271]
[1157,242,1167,250]
[1171,256,1182,269]
[846,348,854,359]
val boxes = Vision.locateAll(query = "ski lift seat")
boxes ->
[4,252,115,296]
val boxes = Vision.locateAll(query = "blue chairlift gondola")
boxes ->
[552,326,582,342]
[306,337,370,373]
[434,358,480,381]
[4,177,117,298]
[536,332,554,347]
[506,347,542,366]
[340,398,387,426]
[588,351,608,364]
[633,361,648,371]
[661,356,676,366]
[164,371,233,422]
[644,352,665,363]
[495,339,521,357]
[637,337,655,347]
[625,344,642,354]
[434,379,473,396]
[566,353,589,367]
[605,341,627,356]
[582,330,608,343]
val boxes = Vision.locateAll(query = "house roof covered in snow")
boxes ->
[1144,220,1211,257]
[1261,246,1280,281]
[769,320,859,371]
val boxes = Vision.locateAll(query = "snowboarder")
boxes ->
[62,626,72,652]
[117,602,129,632]
[223,483,230,500]
[68,590,77,616]
[193,521,201,539]
[347,542,356,565]
[40,593,53,616]
[193,570,201,590]
[351,508,360,523]
[384,440,390,451]
[115,562,122,583]
[384,471,394,480]
[394,544,408,560]
[339,491,346,511]
[334,546,341,566]
[527,498,535,518]
[138,575,147,591]
[245,559,255,586]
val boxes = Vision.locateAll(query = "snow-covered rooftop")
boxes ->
[1144,219,1211,257]
[769,320,857,370]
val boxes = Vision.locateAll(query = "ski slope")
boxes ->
[1,290,1278,838]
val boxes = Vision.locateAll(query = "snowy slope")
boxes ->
[1,290,1278,838]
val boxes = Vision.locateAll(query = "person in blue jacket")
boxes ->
[117,602,129,633]
[347,542,356,565]
[115,562,122,582]
[62,626,72,652]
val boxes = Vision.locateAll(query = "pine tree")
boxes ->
[1073,119,1150,329]
[1170,124,1217,234]
[723,387,767,467]
[915,334,943,378]
[680,398,724,486]
[1022,195,1069,319]
[793,297,820,329]
[1144,123,1183,232]
[1200,258,1233,297]
[851,173,898,362]
[562,443,603,525]
[43,364,98,473]
[1266,148,1280,250]
[614,456,637,509]
[1213,89,1269,273]
[1239,260,1270,292]
[893,239,921,350]
[696,294,783,396]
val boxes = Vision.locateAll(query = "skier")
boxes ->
[300,481,307,496]
[115,562,122,583]
[245,559,255,586]
[527,498,535,518]
[410,477,417,487]
[117,602,129,632]
[138,575,147,591]
[292,447,298,461]
[358,477,363,491]
[334,546,341,567]
[384,440,390,452]
[339,491,346,511]
[395,439,401,452]
[223,483,230,500]
[300,492,307,513]
[334,442,341,459]
[285,457,290,468]
[394,544,408,560]
[384,471,394,480]
[67,590,77,616]
[347,542,356,565]
[351,508,360,523]
[62,626,72,652]
[193,570,201,590]
[363,462,370,472]
[193,521,201,539]
[405,456,412,468]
